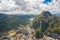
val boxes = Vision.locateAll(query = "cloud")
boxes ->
[0,0,60,14]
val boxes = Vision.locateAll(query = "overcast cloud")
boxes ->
[0,0,60,14]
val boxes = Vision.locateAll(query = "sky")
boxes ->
[0,0,60,14]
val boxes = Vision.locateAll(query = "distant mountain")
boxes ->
[54,14,60,17]
[10,14,36,20]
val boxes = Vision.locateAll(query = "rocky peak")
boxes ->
[41,11,52,17]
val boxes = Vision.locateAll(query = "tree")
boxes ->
[35,31,43,39]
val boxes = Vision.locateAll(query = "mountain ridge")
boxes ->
[31,11,60,37]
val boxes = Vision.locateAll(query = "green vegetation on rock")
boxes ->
[31,11,60,38]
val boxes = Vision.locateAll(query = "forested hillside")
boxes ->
[0,13,35,33]
[31,11,60,35]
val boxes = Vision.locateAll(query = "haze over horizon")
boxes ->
[0,0,60,14]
